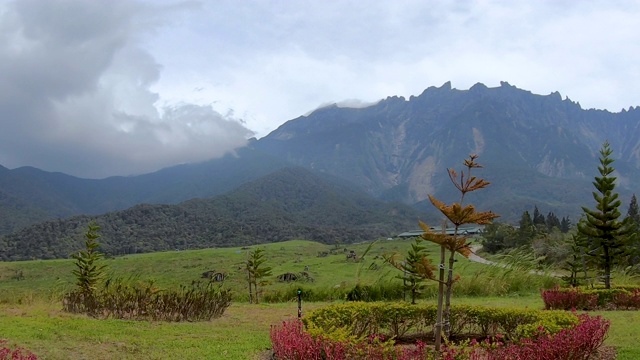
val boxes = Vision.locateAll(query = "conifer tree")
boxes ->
[533,206,546,226]
[419,154,498,353]
[560,216,572,233]
[625,194,640,264]
[545,212,560,231]
[626,194,640,231]
[246,248,272,304]
[517,210,536,246]
[578,142,634,288]
[71,222,107,296]
[384,237,434,304]
[562,234,586,287]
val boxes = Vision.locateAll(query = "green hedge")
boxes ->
[305,302,578,341]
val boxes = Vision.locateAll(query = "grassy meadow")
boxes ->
[1,238,639,359]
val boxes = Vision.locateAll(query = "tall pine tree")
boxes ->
[578,142,635,289]
[626,194,640,231]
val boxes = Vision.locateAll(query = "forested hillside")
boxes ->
[0,167,424,260]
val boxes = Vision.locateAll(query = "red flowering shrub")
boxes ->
[612,288,640,309]
[541,287,598,310]
[486,314,610,360]
[0,340,38,360]
[271,314,609,360]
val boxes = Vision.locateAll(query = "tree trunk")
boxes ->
[254,282,259,304]
[434,245,446,356]
[248,270,253,304]
[603,245,611,289]
[444,248,456,338]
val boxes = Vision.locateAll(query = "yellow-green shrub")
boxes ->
[306,302,578,341]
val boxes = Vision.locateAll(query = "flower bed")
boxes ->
[270,312,610,360]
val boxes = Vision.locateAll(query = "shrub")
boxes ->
[487,314,610,360]
[541,285,640,310]
[63,278,232,321]
[271,314,609,360]
[0,340,38,360]
[612,288,640,309]
[541,287,598,310]
[305,302,577,341]
[346,283,406,302]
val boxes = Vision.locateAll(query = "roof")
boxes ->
[396,225,485,238]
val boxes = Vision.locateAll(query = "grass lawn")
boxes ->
[1,296,639,359]
[2,239,639,359]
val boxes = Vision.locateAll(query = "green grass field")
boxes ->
[1,238,639,359]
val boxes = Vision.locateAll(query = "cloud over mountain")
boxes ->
[0,0,252,178]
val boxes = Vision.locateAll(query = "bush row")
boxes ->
[541,286,640,310]
[304,302,578,341]
[270,313,610,360]
[63,279,232,321]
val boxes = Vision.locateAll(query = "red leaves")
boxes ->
[487,314,610,360]
[270,314,610,360]
[541,287,599,310]
[0,340,38,360]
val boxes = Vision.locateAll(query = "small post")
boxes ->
[297,289,302,318]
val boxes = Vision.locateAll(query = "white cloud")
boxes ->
[2,0,640,177]
[0,0,252,178]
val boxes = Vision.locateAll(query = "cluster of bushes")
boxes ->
[270,313,610,360]
[541,286,640,310]
[304,302,578,341]
[0,340,38,360]
[62,222,232,321]
[63,279,232,321]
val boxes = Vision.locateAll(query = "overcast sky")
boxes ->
[1,0,639,178]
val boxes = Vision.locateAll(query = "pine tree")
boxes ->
[561,234,586,287]
[625,194,640,264]
[246,248,272,304]
[517,210,536,246]
[560,216,572,233]
[419,154,498,352]
[578,142,635,289]
[546,212,561,232]
[533,206,546,226]
[626,194,640,230]
[384,237,434,304]
[71,222,107,296]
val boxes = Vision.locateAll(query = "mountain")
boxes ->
[0,167,424,260]
[0,146,289,235]
[1,81,640,245]
[254,81,640,221]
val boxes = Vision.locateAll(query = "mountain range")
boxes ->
[2,81,640,259]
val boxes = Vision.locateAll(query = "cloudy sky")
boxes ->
[1,0,639,178]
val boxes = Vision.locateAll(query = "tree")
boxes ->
[546,212,561,232]
[246,248,272,304]
[481,223,517,253]
[626,194,640,230]
[533,206,546,227]
[385,237,434,304]
[561,234,586,287]
[517,210,536,246]
[577,142,635,289]
[419,154,498,353]
[625,194,640,265]
[71,222,107,296]
[560,216,572,233]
